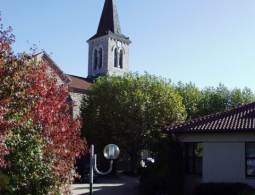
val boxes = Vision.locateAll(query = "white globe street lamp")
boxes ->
[90,144,120,195]
[104,144,120,160]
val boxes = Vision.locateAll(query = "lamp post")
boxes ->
[90,144,120,195]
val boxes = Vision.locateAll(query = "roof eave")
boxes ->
[162,129,255,134]
[87,33,132,44]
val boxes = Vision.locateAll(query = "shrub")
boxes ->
[192,183,255,195]
[0,172,13,194]
[139,163,167,195]
[139,137,184,195]
[165,139,184,195]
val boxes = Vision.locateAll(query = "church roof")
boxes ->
[68,75,93,94]
[88,0,130,42]
[163,102,255,133]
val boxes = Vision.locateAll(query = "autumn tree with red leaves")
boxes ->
[0,15,87,194]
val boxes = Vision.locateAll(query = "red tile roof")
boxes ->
[68,75,93,92]
[165,102,255,133]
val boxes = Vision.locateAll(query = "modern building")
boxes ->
[164,102,255,194]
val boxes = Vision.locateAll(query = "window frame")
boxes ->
[184,142,203,176]
[245,142,255,178]
[99,47,103,69]
[119,49,123,69]
[114,48,118,68]
[94,49,98,70]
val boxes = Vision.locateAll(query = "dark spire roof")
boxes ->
[88,0,130,42]
[98,0,122,35]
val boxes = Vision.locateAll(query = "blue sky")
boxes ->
[1,0,255,91]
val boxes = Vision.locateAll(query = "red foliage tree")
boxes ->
[0,15,87,193]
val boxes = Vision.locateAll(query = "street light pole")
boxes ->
[90,144,94,195]
[89,144,120,195]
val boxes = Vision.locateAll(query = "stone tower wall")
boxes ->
[87,35,130,77]
[107,37,129,76]
[88,36,109,77]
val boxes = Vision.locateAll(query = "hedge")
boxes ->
[192,182,255,195]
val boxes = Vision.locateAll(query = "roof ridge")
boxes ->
[192,101,255,123]
[67,74,86,79]
[166,101,255,132]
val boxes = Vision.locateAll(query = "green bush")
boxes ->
[0,172,13,195]
[165,139,184,195]
[139,164,167,195]
[139,137,184,195]
[192,183,255,195]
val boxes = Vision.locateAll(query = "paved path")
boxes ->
[71,174,140,195]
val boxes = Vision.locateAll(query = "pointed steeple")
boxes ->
[98,0,122,35]
[87,0,131,79]
[88,0,129,41]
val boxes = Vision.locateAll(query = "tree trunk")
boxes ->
[130,155,139,175]
[166,139,184,195]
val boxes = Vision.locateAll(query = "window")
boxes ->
[114,48,118,67]
[94,49,98,70]
[99,48,103,69]
[246,143,255,177]
[119,49,123,69]
[184,143,203,175]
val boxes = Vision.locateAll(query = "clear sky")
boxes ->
[1,0,255,91]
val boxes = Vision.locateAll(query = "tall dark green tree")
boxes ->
[198,83,230,117]
[80,72,186,172]
[229,87,255,108]
[175,82,255,120]
[175,82,201,120]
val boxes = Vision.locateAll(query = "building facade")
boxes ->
[164,102,255,194]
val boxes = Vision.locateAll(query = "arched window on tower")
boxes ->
[94,49,98,70]
[119,49,123,69]
[99,48,103,69]
[114,48,118,68]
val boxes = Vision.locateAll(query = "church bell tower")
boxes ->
[87,0,131,78]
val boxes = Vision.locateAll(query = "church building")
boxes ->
[38,0,131,118]
[87,0,131,78]
[67,0,131,118]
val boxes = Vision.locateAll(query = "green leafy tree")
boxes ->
[198,83,230,117]
[175,82,201,120]
[175,82,255,120]
[80,72,186,173]
[229,87,255,108]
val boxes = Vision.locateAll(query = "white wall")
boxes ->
[203,142,255,188]
[177,133,255,188]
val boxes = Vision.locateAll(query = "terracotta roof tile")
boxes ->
[165,102,255,133]
[68,75,93,91]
